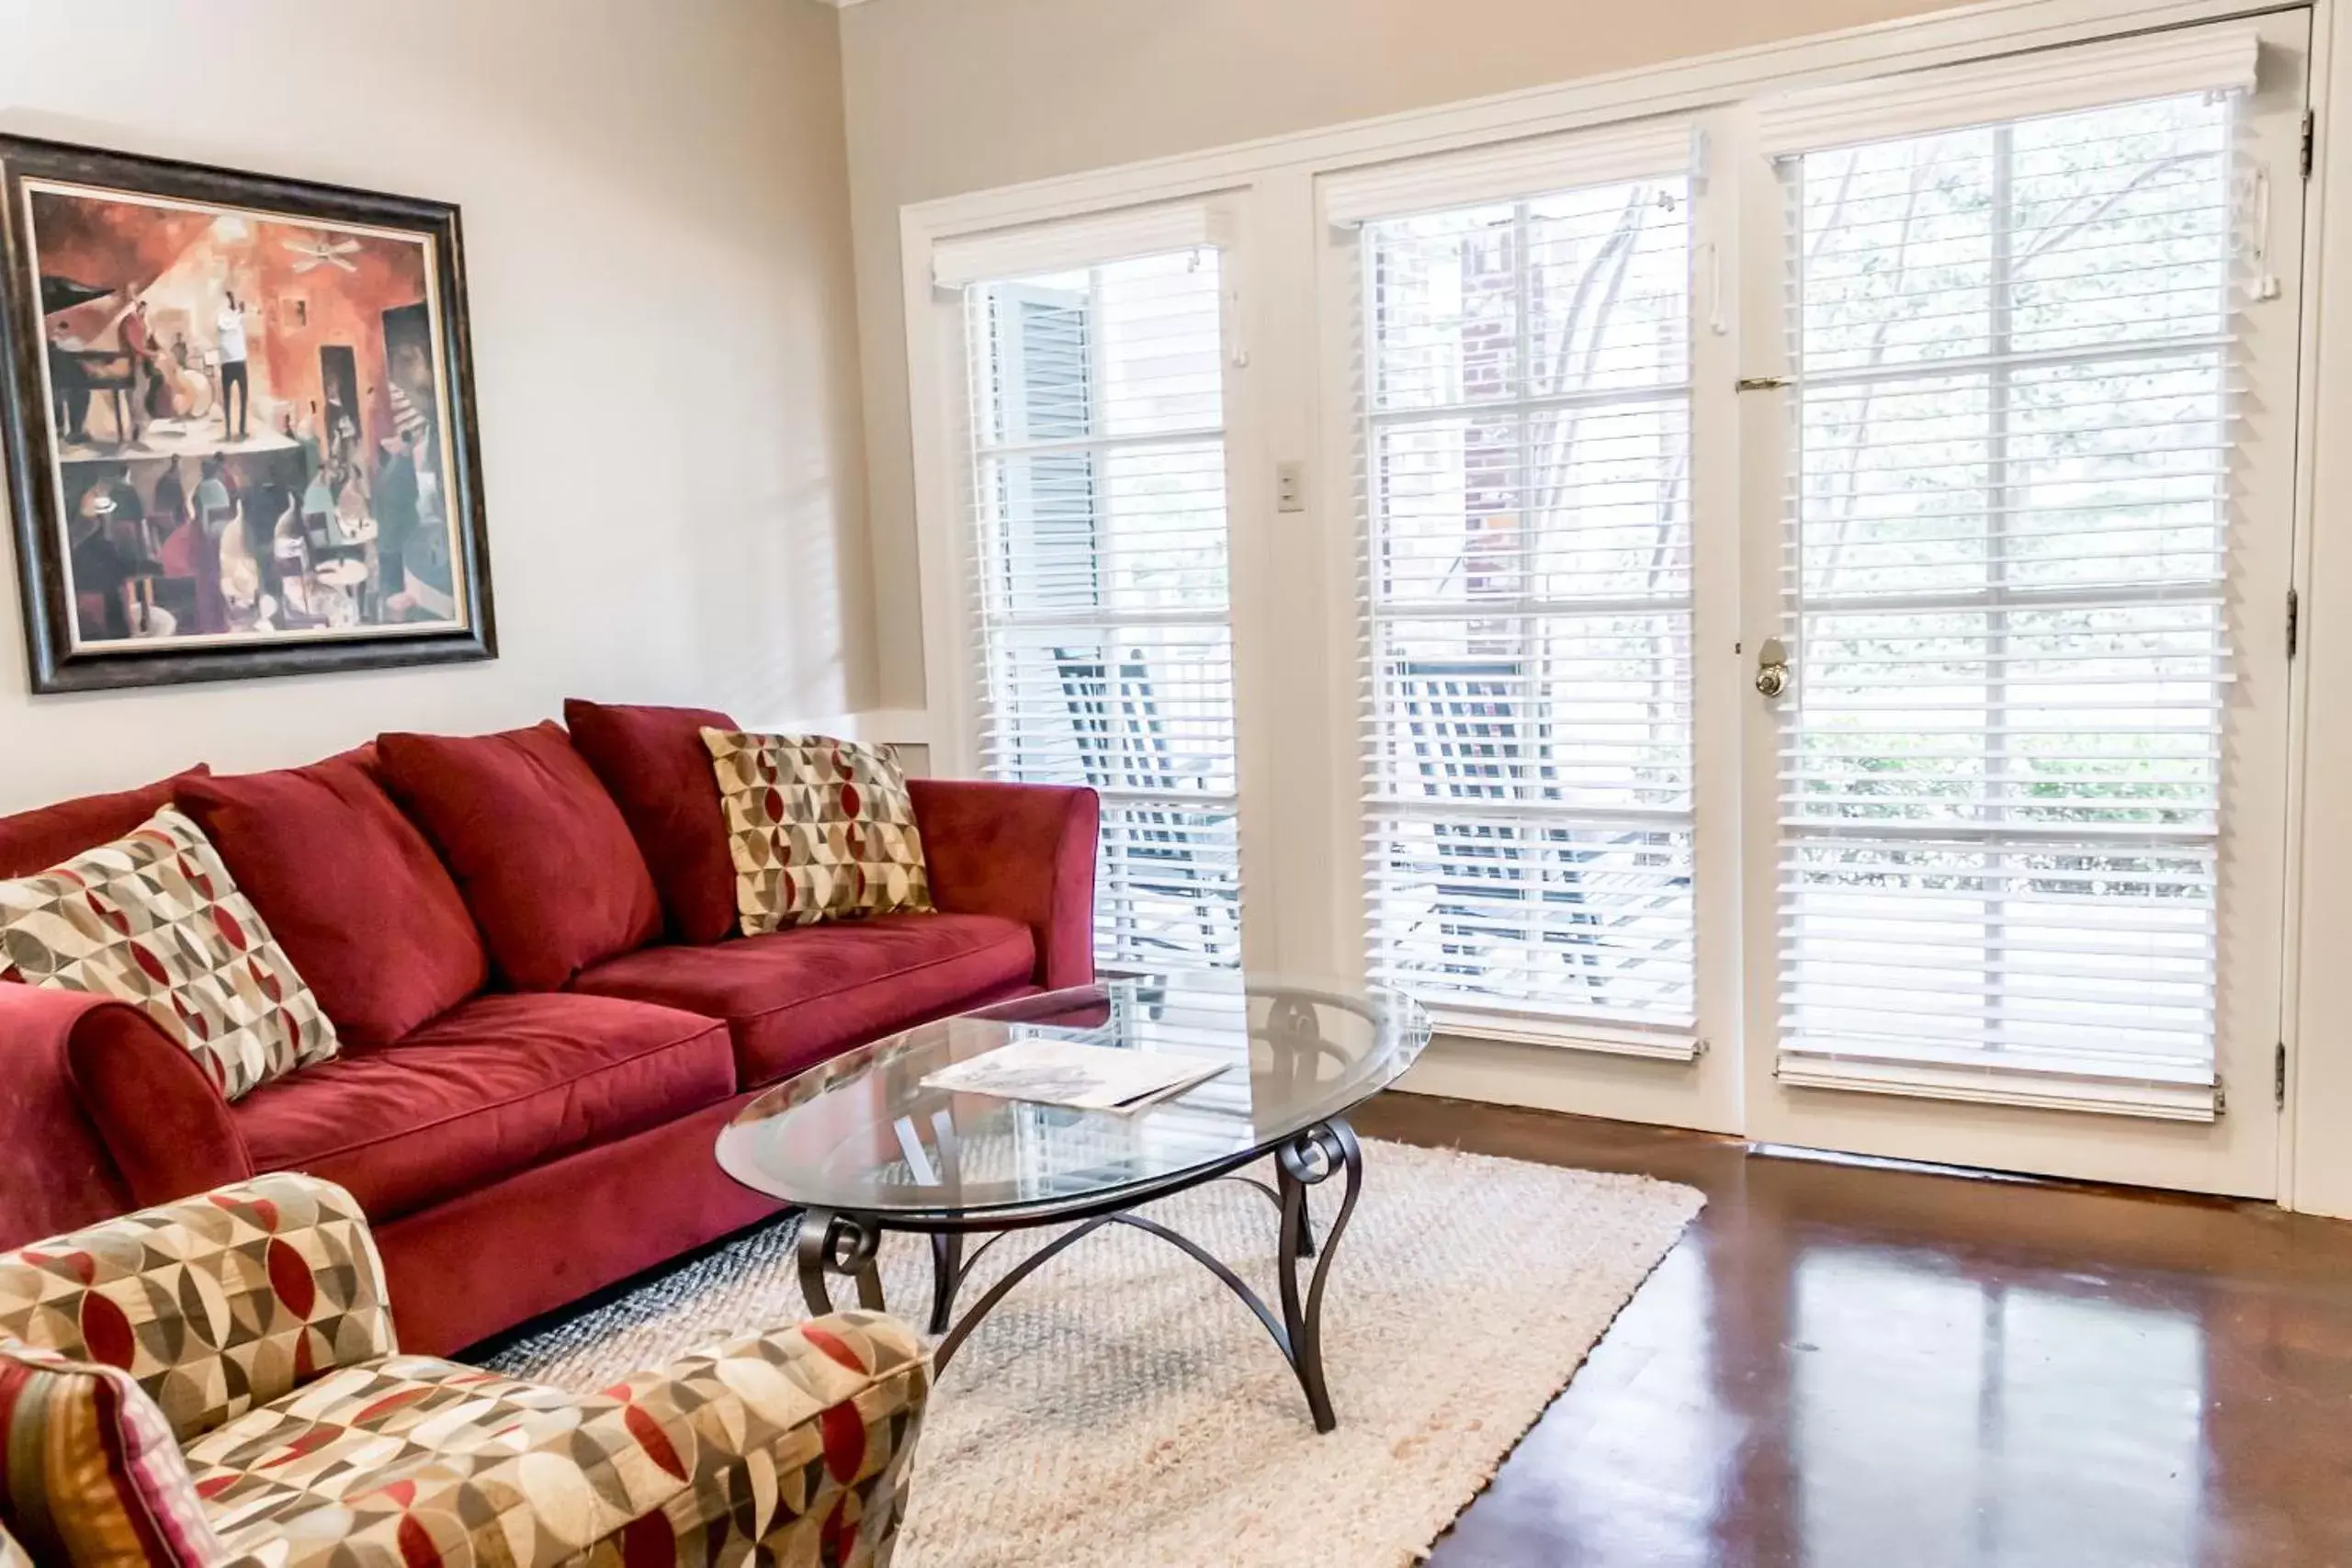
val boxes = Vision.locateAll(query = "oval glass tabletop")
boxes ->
[716,971,1430,1224]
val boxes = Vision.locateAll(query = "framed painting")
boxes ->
[0,136,493,693]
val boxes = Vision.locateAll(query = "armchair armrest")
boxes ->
[599,1311,931,1562]
[908,778,1098,991]
[0,1172,394,1444]
[196,1313,932,1564]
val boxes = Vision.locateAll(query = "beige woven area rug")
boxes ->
[489,1139,1702,1567]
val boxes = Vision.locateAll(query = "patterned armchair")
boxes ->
[0,1173,928,1566]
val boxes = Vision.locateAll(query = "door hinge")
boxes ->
[2277,1042,2289,1111]
[2303,110,2317,180]
[2289,586,2301,660]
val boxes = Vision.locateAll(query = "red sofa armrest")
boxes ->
[0,987,138,1247]
[41,993,254,1215]
[908,779,1098,991]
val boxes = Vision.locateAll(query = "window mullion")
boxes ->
[1510,201,1543,968]
[1984,121,2016,1059]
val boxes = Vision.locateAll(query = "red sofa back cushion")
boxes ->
[0,767,209,878]
[563,698,740,944]
[175,750,488,1048]
[377,722,662,990]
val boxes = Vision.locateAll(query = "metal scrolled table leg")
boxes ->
[797,1206,886,1317]
[1275,1116,1363,1433]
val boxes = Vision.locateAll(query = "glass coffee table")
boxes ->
[716,971,1429,1432]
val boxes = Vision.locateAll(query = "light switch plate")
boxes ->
[1276,460,1306,513]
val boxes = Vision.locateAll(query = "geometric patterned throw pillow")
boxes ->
[0,1339,225,1568]
[0,808,337,1100]
[701,728,933,936]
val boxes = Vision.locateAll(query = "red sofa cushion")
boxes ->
[377,722,662,990]
[231,992,734,1222]
[564,698,740,945]
[571,913,1036,1087]
[0,767,209,878]
[175,751,488,1049]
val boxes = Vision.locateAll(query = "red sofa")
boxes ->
[0,699,1097,1354]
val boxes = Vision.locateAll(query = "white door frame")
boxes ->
[890,0,2352,1213]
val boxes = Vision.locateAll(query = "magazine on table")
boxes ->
[922,1035,1228,1113]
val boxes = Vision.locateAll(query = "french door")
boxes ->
[916,9,2316,1198]
[1736,13,2309,1194]
[1315,14,2307,1190]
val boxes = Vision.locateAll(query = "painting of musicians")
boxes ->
[0,136,492,692]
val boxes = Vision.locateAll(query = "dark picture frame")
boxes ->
[0,135,494,693]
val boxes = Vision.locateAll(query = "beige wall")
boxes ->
[840,0,1979,707]
[0,0,873,810]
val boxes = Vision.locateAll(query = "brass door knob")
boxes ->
[1756,637,1791,699]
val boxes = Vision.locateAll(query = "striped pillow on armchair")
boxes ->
[0,1341,223,1566]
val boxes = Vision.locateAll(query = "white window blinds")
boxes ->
[959,220,1242,971]
[1353,150,1698,1045]
[934,203,1229,288]
[1771,80,2246,1117]
[1324,118,1700,229]
[1756,26,2261,154]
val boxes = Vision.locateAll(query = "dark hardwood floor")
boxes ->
[1352,1093,2352,1568]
